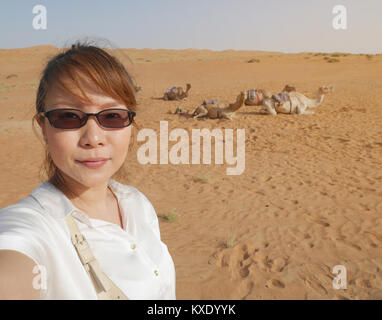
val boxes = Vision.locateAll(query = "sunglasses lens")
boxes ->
[48,110,84,129]
[98,109,133,128]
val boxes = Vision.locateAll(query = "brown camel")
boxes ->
[163,83,191,100]
[192,92,245,120]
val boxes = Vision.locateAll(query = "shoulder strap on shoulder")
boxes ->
[65,213,129,300]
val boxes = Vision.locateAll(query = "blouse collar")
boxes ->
[30,179,131,229]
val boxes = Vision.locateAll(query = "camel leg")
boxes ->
[296,105,313,114]
[295,105,304,114]
[221,113,232,120]
[193,109,208,119]
[262,100,277,115]
[304,101,321,108]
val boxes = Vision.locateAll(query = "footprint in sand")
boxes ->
[340,240,362,251]
[215,243,254,279]
[271,257,288,272]
[239,265,250,278]
[355,278,373,289]
[365,232,380,248]
[265,279,285,289]
[308,217,330,227]
[242,281,255,300]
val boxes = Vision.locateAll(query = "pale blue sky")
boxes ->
[0,0,381,53]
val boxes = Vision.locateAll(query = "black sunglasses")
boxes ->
[39,108,136,129]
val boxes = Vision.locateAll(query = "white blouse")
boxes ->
[0,179,176,300]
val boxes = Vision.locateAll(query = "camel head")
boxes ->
[186,83,192,91]
[282,84,296,92]
[318,85,334,95]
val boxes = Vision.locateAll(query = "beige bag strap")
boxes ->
[65,213,129,300]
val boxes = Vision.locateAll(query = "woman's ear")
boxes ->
[35,114,48,143]
[35,114,44,128]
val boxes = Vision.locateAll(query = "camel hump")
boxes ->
[282,84,296,92]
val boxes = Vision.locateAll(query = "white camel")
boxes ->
[260,85,334,115]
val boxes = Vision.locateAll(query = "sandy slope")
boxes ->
[0,47,381,300]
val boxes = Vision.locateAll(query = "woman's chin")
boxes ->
[79,174,114,187]
[60,171,113,189]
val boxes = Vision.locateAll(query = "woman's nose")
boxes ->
[78,115,106,148]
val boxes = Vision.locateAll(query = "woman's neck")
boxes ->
[50,174,112,216]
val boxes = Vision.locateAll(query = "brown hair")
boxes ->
[32,40,139,188]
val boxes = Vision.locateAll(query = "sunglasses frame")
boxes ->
[38,108,136,129]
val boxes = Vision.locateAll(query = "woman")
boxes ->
[0,42,176,299]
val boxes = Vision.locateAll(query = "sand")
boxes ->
[0,46,381,300]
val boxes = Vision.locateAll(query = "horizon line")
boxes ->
[0,44,380,55]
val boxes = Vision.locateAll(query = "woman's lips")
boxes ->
[76,159,109,168]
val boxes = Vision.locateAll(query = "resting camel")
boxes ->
[192,92,245,120]
[244,89,272,106]
[244,85,296,106]
[260,85,334,115]
[163,83,191,100]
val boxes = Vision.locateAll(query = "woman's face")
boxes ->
[38,76,132,188]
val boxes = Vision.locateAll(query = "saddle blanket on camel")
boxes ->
[166,86,178,93]
[272,91,290,104]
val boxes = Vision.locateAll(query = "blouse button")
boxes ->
[130,244,136,250]
[154,270,159,276]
